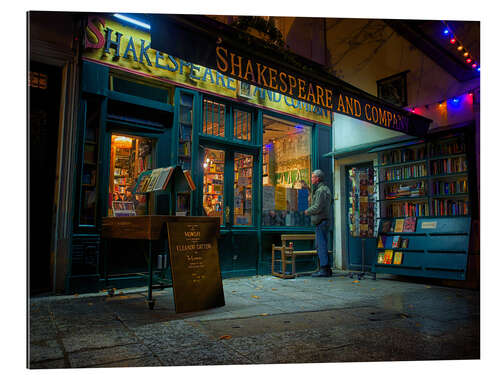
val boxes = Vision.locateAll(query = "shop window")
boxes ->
[234,153,253,225]
[203,99,225,137]
[79,97,101,226]
[202,148,225,225]
[262,115,312,227]
[233,110,252,141]
[108,134,155,217]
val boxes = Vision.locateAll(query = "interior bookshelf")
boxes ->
[178,93,193,170]
[177,93,194,214]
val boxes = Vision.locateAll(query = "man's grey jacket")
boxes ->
[305,181,331,225]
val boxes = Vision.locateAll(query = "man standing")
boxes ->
[305,169,332,277]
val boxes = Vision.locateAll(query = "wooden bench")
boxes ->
[271,234,329,278]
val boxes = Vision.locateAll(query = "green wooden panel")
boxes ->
[82,61,108,95]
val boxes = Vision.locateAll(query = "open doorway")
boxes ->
[29,61,62,295]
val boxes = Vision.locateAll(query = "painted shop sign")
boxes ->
[150,15,430,137]
[82,16,332,126]
[215,46,410,132]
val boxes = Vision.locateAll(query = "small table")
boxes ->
[101,215,171,310]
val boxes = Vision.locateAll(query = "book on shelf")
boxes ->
[183,170,196,191]
[153,167,174,191]
[392,235,401,248]
[381,220,392,233]
[394,219,405,233]
[377,235,387,249]
[146,168,163,192]
[377,252,385,264]
[403,217,417,232]
[383,250,394,264]
[112,201,136,217]
[135,173,151,193]
[134,166,193,194]
[401,238,409,248]
[393,251,403,265]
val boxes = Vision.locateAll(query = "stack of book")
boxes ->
[384,182,426,199]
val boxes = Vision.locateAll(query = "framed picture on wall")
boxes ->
[377,70,409,107]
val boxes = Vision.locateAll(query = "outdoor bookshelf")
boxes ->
[373,134,472,280]
[372,216,471,280]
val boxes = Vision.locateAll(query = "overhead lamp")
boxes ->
[113,13,151,30]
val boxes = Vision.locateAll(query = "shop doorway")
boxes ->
[200,146,256,228]
[200,145,259,277]
[29,61,62,294]
[345,163,377,271]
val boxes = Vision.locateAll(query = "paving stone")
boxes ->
[155,340,253,366]
[67,343,152,368]
[29,359,67,369]
[29,339,64,363]
[29,318,58,343]
[91,354,164,367]
[62,327,139,352]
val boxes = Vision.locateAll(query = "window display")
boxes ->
[202,148,225,225]
[262,115,312,226]
[108,134,154,216]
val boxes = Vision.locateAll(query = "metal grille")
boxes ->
[233,110,252,141]
[203,99,225,137]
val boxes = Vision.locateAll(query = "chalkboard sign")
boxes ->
[166,216,225,313]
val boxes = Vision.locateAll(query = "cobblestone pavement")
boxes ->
[28,274,480,369]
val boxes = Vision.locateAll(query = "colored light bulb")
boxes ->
[466,58,472,64]
[450,38,456,44]
[471,63,477,68]
[443,28,450,35]
[463,51,469,57]
[457,45,463,51]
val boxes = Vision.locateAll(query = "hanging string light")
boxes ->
[441,21,479,72]
[407,88,478,114]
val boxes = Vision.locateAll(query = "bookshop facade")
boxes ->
[70,15,335,291]
[67,14,478,293]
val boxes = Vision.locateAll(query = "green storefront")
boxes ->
[69,15,334,292]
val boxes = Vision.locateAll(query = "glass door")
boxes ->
[233,153,254,226]
[201,147,255,228]
[202,148,226,225]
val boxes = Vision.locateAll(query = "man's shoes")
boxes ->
[312,266,332,277]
